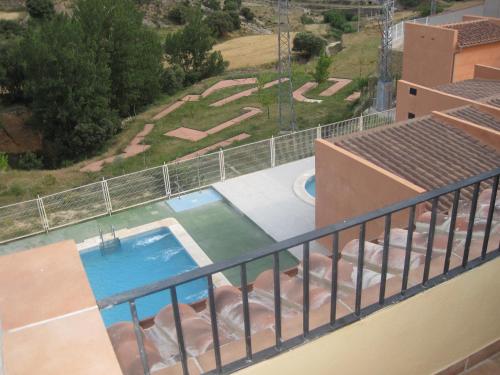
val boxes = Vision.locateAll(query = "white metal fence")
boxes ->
[0,109,396,244]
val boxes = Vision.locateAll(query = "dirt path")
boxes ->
[165,107,262,141]
[210,79,289,107]
[319,78,352,96]
[176,133,251,161]
[80,123,154,172]
[293,82,322,103]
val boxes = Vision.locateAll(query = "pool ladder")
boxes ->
[98,225,121,255]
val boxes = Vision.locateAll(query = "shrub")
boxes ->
[167,5,189,25]
[323,10,346,29]
[292,32,327,58]
[0,20,23,38]
[205,11,236,37]
[228,11,241,30]
[313,51,332,84]
[161,64,185,95]
[203,0,220,10]
[300,14,314,25]
[418,2,444,17]
[0,152,8,172]
[240,7,254,21]
[26,0,55,20]
[17,152,44,170]
[223,0,239,12]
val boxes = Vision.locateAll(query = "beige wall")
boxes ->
[396,80,471,121]
[236,257,500,375]
[315,139,425,249]
[474,64,500,80]
[402,23,457,87]
[453,43,500,82]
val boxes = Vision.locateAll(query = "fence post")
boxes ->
[219,149,226,182]
[270,136,276,168]
[162,162,171,198]
[316,124,321,139]
[359,114,364,131]
[36,195,49,233]
[101,177,113,216]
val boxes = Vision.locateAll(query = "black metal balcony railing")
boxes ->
[97,168,500,375]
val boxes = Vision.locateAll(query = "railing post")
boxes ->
[270,136,276,168]
[219,149,226,182]
[359,114,364,131]
[316,124,321,139]
[101,177,112,216]
[36,195,49,233]
[162,162,171,198]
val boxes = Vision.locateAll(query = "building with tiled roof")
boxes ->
[402,16,500,87]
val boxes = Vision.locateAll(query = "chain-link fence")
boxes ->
[0,109,395,244]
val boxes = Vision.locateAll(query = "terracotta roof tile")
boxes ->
[436,79,500,100]
[443,20,500,47]
[488,97,500,108]
[446,105,500,132]
[333,117,500,209]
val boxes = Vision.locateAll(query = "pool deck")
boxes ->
[213,157,326,259]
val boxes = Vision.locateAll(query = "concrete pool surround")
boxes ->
[293,169,315,206]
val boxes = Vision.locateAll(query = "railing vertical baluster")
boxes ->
[463,183,480,267]
[270,136,276,168]
[354,223,366,316]
[272,253,281,349]
[401,205,416,292]
[218,149,225,182]
[171,287,189,375]
[207,275,222,373]
[444,190,460,273]
[162,162,171,198]
[302,242,310,336]
[423,197,439,284]
[330,232,339,325]
[379,214,391,304]
[482,176,499,259]
[240,263,252,360]
[129,301,150,375]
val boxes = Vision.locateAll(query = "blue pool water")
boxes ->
[305,176,316,198]
[167,188,223,212]
[80,228,207,326]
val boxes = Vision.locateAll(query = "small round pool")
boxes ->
[305,176,316,198]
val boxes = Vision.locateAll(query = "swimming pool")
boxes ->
[80,227,207,326]
[305,176,316,198]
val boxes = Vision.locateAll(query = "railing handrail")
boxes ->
[97,166,500,309]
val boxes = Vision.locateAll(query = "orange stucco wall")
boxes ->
[315,139,425,250]
[474,64,500,80]
[453,42,500,82]
[396,80,470,121]
[402,23,457,87]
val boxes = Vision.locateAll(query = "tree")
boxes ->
[161,64,185,95]
[0,42,26,102]
[167,4,189,24]
[21,15,119,164]
[313,51,332,84]
[75,0,163,116]
[26,0,55,20]
[205,11,235,37]
[202,0,220,11]
[164,9,227,84]
[240,7,254,21]
[223,0,239,12]
[292,32,327,58]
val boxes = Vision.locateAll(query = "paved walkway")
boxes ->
[213,157,326,259]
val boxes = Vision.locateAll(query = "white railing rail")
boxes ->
[0,109,396,245]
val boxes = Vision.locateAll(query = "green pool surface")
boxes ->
[0,194,298,285]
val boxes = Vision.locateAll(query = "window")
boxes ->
[409,88,417,96]
[408,112,416,119]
